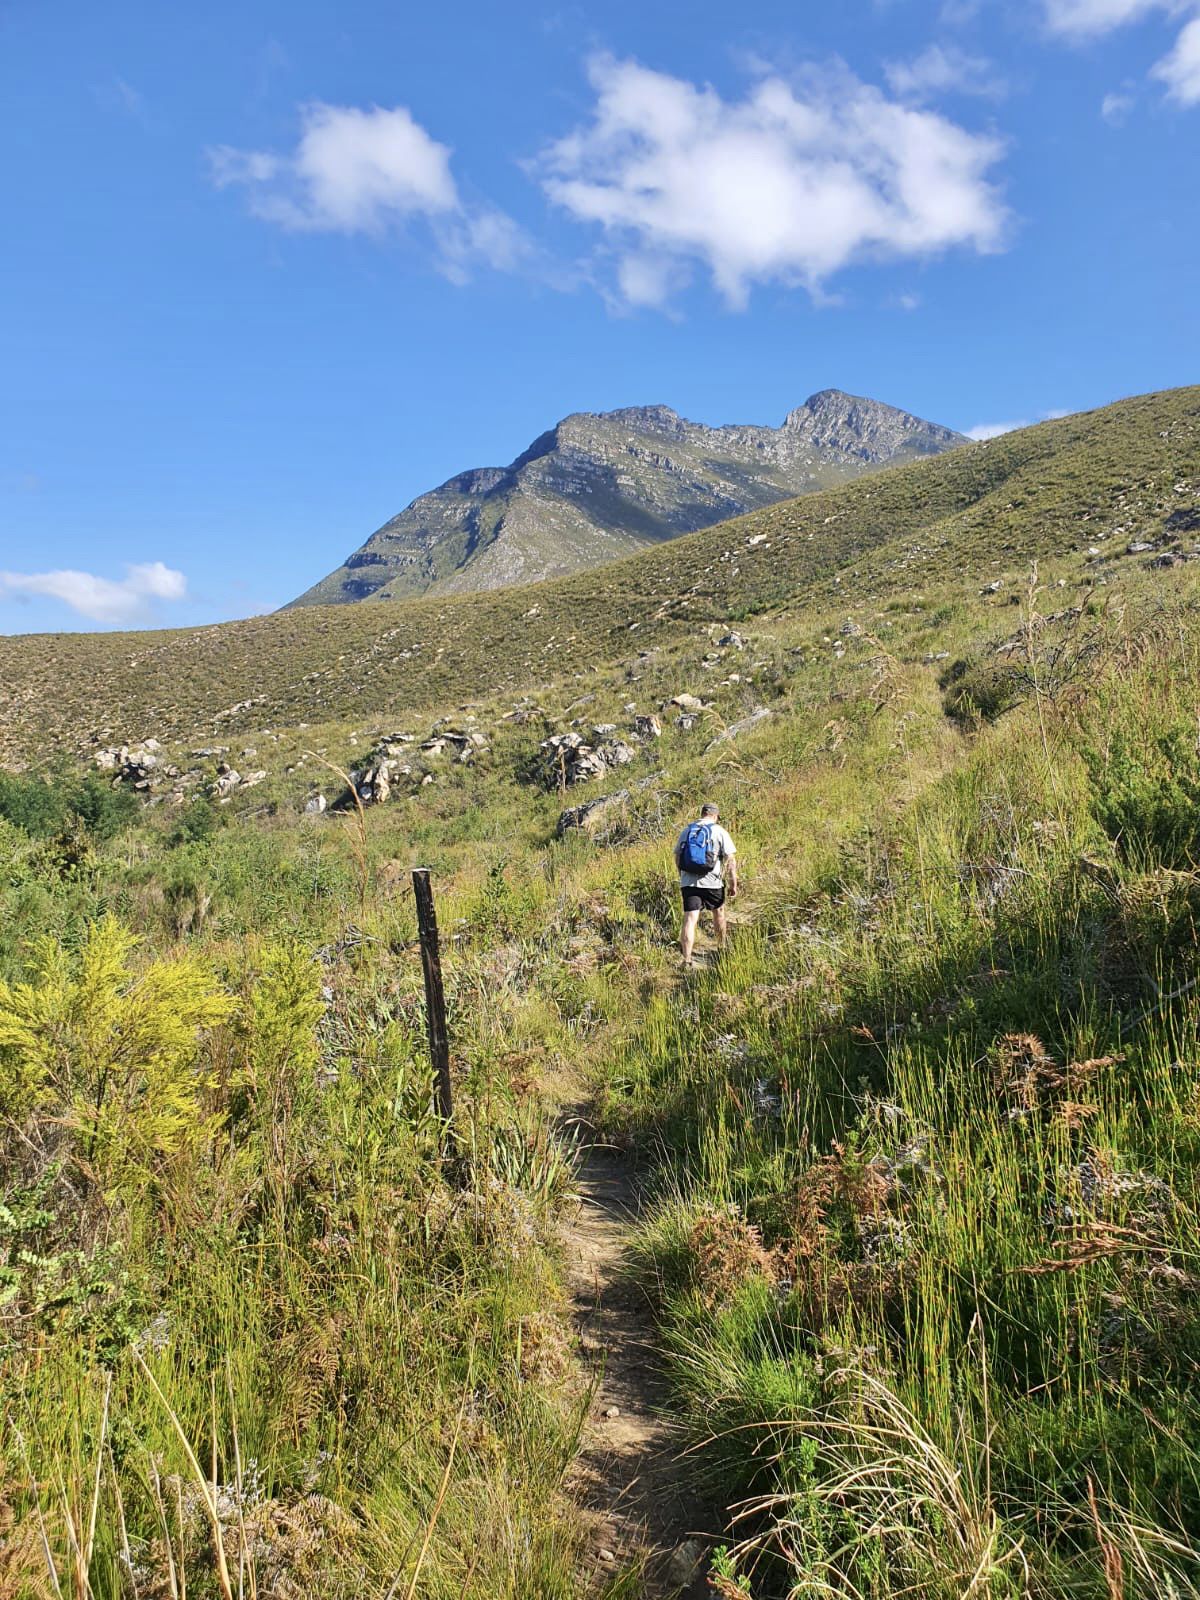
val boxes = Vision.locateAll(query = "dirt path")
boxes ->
[561,1111,712,1598]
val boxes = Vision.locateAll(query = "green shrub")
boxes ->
[938,654,1022,725]
[1085,722,1200,867]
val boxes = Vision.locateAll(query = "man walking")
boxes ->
[675,802,738,966]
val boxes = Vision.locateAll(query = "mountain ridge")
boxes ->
[287,388,966,608]
[3,387,1197,767]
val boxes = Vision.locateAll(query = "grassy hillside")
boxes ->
[1,385,1196,766]
[2,385,1200,1598]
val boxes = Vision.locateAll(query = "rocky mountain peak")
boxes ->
[288,389,966,609]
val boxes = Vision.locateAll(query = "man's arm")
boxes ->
[725,834,739,898]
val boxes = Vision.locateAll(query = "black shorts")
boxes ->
[681,885,726,913]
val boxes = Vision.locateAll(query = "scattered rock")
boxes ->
[633,713,662,740]
[717,630,745,649]
[304,794,327,815]
[538,731,636,787]
[669,693,706,712]
[93,741,161,791]
[705,708,773,749]
[556,791,630,837]
[980,580,1002,594]
[1128,540,1156,554]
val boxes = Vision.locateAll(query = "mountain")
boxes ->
[287,389,966,607]
[2,387,1197,766]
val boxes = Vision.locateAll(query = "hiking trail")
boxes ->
[561,1108,712,1598]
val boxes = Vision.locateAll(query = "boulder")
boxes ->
[705,707,773,750]
[538,731,636,787]
[556,789,630,838]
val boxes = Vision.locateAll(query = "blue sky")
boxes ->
[1,0,1198,634]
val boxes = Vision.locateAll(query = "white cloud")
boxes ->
[210,102,528,278]
[210,103,459,232]
[966,419,1031,439]
[965,407,1072,439]
[1043,0,1167,37]
[0,562,187,625]
[1044,0,1200,108]
[1101,88,1137,120]
[1153,14,1200,100]
[538,55,1009,310]
[884,44,1006,102]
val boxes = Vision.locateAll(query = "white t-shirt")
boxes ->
[676,821,737,890]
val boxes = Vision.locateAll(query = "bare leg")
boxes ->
[713,905,729,949]
[681,909,701,963]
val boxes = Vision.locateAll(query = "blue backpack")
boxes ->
[680,821,718,874]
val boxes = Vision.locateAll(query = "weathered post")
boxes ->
[412,867,457,1160]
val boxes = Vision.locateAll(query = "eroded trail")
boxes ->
[562,1119,711,1598]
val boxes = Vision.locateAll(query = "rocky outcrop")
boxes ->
[705,708,774,749]
[289,390,966,608]
[340,720,491,807]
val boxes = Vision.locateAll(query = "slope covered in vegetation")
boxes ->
[2,390,1200,1597]
[0,384,1195,765]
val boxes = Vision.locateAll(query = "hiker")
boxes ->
[675,803,738,966]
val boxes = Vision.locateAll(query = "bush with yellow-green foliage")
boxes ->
[0,917,235,1188]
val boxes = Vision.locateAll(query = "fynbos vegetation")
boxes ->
[2,388,1199,1596]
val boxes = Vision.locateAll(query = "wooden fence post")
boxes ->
[412,868,457,1161]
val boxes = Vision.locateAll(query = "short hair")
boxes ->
[700,803,718,818]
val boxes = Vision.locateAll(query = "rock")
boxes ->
[538,731,635,787]
[602,1406,621,1419]
[241,770,267,789]
[591,723,618,737]
[705,708,773,750]
[669,693,706,712]
[980,580,1002,594]
[1150,551,1183,568]
[1128,540,1156,554]
[597,1549,616,1564]
[839,619,863,637]
[212,769,241,798]
[718,630,745,649]
[633,714,662,740]
[669,1540,705,1585]
[556,790,630,838]
[304,794,327,814]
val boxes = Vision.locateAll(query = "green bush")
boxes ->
[1085,722,1200,867]
[938,654,1022,725]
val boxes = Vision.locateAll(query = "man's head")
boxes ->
[701,803,718,820]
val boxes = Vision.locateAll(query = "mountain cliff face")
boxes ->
[288,389,966,607]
